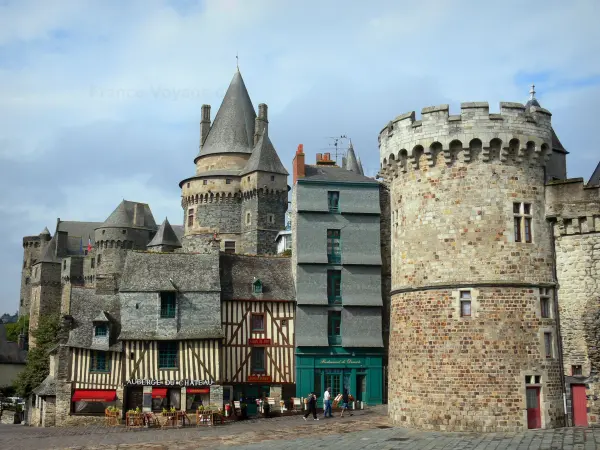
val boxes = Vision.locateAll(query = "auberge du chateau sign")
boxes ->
[126,379,214,387]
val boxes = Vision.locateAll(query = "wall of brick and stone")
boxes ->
[547,179,600,426]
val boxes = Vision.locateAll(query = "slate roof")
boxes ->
[172,225,184,241]
[92,311,111,322]
[101,200,157,230]
[240,134,289,176]
[147,218,182,248]
[33,375,56,397]
[57,221,101,255]
[357,157,365,175]
[120,252,220,292]
[40,227,50,236]
[588,162,600,186]
[345,143,361,173]
[551,128,568,154]
[302,165,378,184]
[39,235,59,263]
[0,324,27,364]
[220,254,295,301]
[198,70,257,158]
[65,288,122,351]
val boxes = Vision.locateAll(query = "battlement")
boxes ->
[379,101,554,178]
[546,178,600,233]
[183,188,287,208]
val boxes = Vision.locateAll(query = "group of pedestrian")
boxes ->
[303,387,354,421]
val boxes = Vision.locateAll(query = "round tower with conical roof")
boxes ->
[179,70,288,255]
[379,95,565,432]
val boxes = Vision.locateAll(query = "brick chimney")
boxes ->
[316,152,337,166]
[293,144,305,184]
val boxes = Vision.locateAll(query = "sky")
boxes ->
[1,0,599,314]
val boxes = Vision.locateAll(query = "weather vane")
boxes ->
[236,52,239,71]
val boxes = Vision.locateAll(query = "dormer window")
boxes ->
[95,324,108,337]
[253,279,263,294]
[160,292,177,318]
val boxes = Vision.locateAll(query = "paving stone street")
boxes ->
[1,407,600,450]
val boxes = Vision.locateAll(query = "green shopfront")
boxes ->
[296,348,383,407]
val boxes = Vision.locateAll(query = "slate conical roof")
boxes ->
[357,157,365,175]
[197,71,257,158]
[40,227,50,236]
[345,143,360,173]
[147,218,182,248]
[240,134,289,176]
[39,235,59,263]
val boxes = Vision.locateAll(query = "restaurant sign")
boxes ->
[126,379,214,387]
[248,338,271,345]
[316,358,365,367]
[247,375,272,382]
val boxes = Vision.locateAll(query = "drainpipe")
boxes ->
[549,218,569,427]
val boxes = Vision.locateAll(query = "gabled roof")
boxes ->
[33,375,55,396]
[57,221,101,255]
[92,311,111,322]
[197,70,257,158]
[588,161,600,186]
[147,218,182,248]
[240,134,288,176]
[345,143,360,173]
[101,200,157,230]
[302,165,378,184]
[39,235,59,263]
[0,324,27,364]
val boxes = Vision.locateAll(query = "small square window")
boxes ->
[187,183,190,188]
[328,191,340,213]
[270,175,275,181]
[247,176,250,181]
[460,300,471,317]
[253,279,263,294]
[158,342,178,369]
[523,203,531,215]
[226,179,231,184]
[251,313,265,332]
[460,291,471,300]
[95,325,108,337]
[224,241,236,254]
[90,351,108,372]
[572,365,582,376]
[513,203,521,214]
[203,180,208,185]
[534,375,541,384]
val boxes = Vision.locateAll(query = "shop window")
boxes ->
[251,347,265,372]
[253,279,263,294]
[513,202,533,243]
[94,324,108,337]
[224,241,236,254]
[540,288,552,318]
[572,365,583,376]
[160,292,176,318]
[460,291,472,317]
[158,342,178,369]
[327,270,342,304]
[328,191,340,213]
[251,313,265,332]
[90,351,109,373]
[327,229,341,264]
[72,390,116,415]
[328,311,341,346]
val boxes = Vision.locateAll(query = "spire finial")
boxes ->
[236,52,239,71]
[529,83,536,100]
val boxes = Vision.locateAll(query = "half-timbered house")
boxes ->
[220,254,295,415]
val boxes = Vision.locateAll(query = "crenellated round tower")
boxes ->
[180,71,289,255]
[379,100,564,432]
[19,227,52,316]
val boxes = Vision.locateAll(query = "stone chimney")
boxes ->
[133,203,145,227]
[293,144,305,184]
[200,104,211,148]
[316,152,336,166]
[254,103,268,145]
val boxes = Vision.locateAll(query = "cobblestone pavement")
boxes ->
[1,407,600,450]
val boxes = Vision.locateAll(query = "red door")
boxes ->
[526,387,541,429]
[572,384,588,427]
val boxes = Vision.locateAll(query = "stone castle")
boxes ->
[378,88,600,431]
[16,70,600,433]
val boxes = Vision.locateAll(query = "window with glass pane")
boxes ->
[187,208,194,227]
[158,342,178,369]
[572,365,582,376]
[544,332,552,358]
[90,351,108,372]
[328,311,341,346]
[540,297,550,318]
[251,313,265,332]
[160,292,176,318]
[253,280,263,294]
[251,347,265,372]
[327,270,342,304]
[95,325,108,336]
[224,241,236,254]
[513,202,533,243]
[327,229,341,264]
[328,191,340,213]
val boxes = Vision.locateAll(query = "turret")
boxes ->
[19,227,52,316]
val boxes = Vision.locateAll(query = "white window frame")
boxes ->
[512,201,533,243]
[452,288,479,319]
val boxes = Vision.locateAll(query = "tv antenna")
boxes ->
[321,135,350,165]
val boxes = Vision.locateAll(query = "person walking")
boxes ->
[303,392,319,421]
[323,387,332,418]
[340,388,353,418]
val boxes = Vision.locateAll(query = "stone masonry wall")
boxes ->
[241,191,287,255]
[380,101,562,431]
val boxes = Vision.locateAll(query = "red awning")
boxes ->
[152,388,168,398]
[187,388,210,395]
[72,390,117,402]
